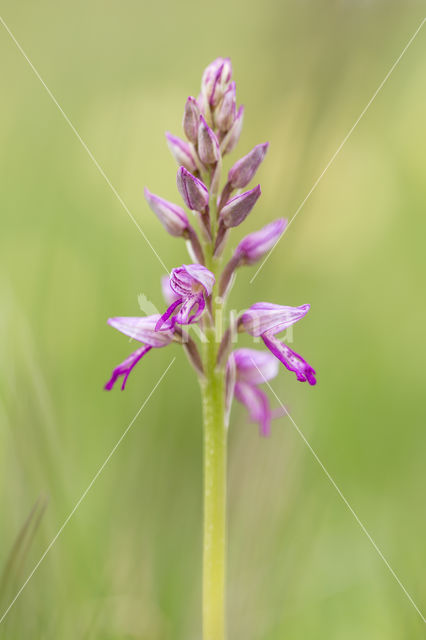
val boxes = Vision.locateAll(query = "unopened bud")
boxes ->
[201,57,232,107]
[183,97,200,144]
[220,184,261,228]
[144,188,188,237]
[177,166,209,212]
[165,132,197,172]
[198,115,220,165]
[228,142,269,189]
[215,82,236,132]
[221,105,244,154]
[235,218,287,264]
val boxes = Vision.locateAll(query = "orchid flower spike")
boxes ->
[105,316,175,390]
[239,303,316,385]
[156,264,215,331]
[105,56,318,639]
[226,349,279,436]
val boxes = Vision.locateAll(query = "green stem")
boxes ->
[201,323,227,640]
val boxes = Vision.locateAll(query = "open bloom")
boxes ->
[105,316,175,390]
[239,302,316,385]
[156,263,215,331]
[227,349,279,436]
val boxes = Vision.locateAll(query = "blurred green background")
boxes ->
[1,1,425,638]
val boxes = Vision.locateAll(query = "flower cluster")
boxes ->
[105,57,316,435]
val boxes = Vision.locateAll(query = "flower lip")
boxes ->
[262,334,317,385]
[227,348,278,437]
[240,302,311,337]
[233,348,279,385]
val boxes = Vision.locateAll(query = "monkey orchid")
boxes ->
[105,56,316,640]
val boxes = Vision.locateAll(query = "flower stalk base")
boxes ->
[201,325,227,640]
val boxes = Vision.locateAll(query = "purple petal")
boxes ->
[262,334,317,385]
[220,184,261,228]
[108,315,175,346]
[155,298,183,332]
[170,264,215,297]
[235,218,287,264]
[144,188,188,237]
[176,294,205,325]
[240,302,311,337]
[165,132,197,172]
[183,263,215,295]
[228,142,269,189]
[233,348,279,384]
[177,166,209,211]
[105,345,152,391]
[234,381,272,437]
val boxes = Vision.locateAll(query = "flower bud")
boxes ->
[222,105,244,154]
[165,132,197,172]
[144,188,189,237]
[183,97,200,144]
[201,57,232,107]
[177,166,209,212]
[198,115,220,165]
[215,82,236,132]
[235,218,287,264]
[220,184,261,228]
[228,142,269,189]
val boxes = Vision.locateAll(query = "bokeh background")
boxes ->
[1,1,425,638]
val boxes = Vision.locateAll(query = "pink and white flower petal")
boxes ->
[107,315,174,346]
[240,302,310,337]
